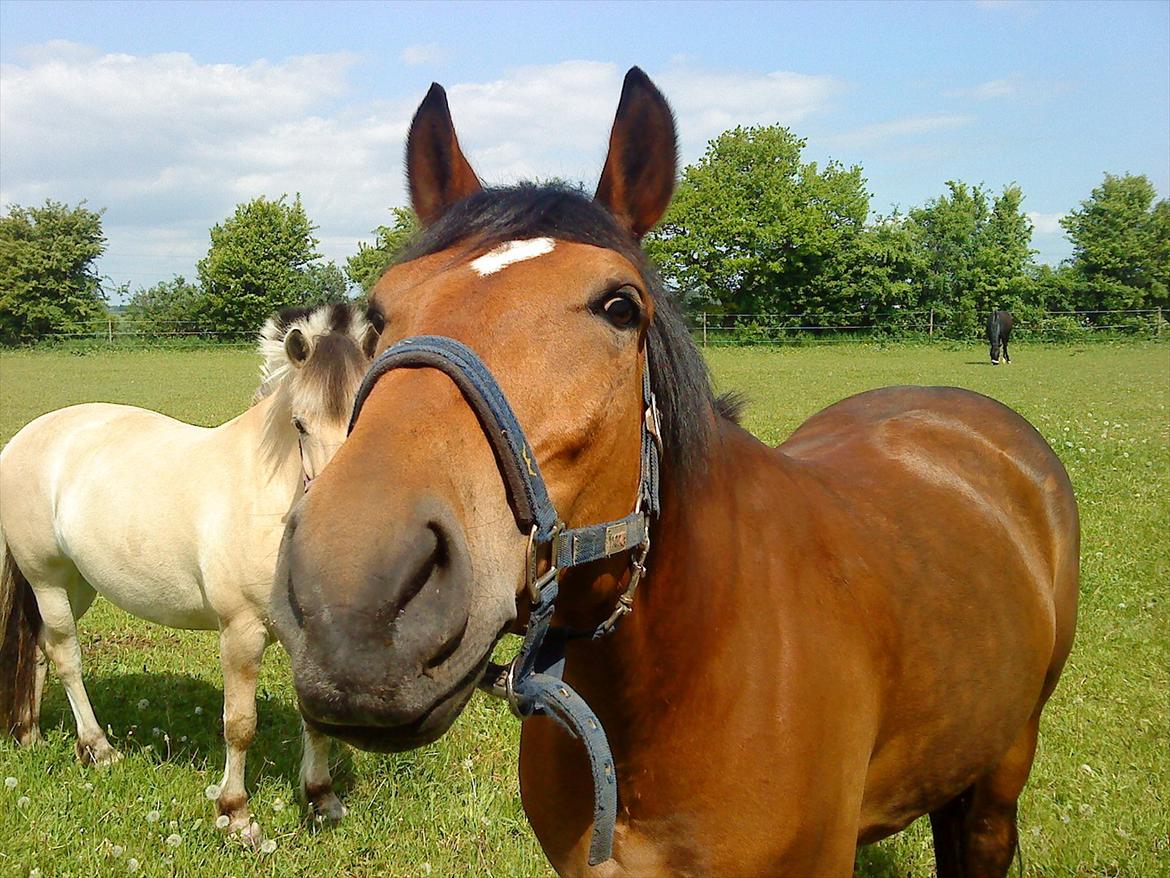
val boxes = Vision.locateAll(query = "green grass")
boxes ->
[1,341,1167,878]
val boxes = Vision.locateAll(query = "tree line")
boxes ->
[1,124,1166,343]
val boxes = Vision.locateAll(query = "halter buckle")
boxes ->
[525,523,564,603]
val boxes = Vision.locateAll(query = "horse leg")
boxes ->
[33,576,119,764]
[215,618,267,839]
[1002,340,1010,364]
[300,719,345,822]
[960,713,1041,877]
[929,786,973,878]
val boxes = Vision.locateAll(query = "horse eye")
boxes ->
[600,294,639,329]
[366,308,386,335]
[292,417,307,435]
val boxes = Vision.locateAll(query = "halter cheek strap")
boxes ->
[348,335,661,865]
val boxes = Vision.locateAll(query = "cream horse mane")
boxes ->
[252,302,373,476]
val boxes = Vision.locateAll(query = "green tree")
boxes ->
[346,208,421,294]
[196,195,322,333]
[303,261,351,305]
[1061,173,1169,313]
[0,200,107,342]
[645,126,870,320]
[906,182,1035,336]
[123,275,206,332]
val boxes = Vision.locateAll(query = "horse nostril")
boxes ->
[385,522,448,622]
[287,570,305,628]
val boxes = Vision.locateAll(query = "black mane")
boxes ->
[397,183,720,486]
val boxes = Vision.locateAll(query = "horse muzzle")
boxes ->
[271,495,512,750]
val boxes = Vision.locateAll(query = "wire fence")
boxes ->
[12,308,1169,347]
[686,308,1168,346]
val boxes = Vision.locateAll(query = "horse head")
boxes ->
[256,301,378,483]
[270,69,712,752]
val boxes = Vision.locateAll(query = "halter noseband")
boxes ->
[347,335,661,865]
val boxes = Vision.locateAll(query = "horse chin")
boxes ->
[298,646,493,753]
[303,676,479,752]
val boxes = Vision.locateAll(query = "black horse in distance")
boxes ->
[988,310,1014,365]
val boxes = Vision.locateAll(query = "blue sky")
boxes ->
[2,0,1167,296]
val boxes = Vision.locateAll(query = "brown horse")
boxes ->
[271,69,1079,877]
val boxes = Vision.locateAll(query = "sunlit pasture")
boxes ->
[1,341,1166,877]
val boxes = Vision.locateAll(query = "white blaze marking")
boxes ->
[470,238,555,276]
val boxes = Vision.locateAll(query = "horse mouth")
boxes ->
[300,651,491,752]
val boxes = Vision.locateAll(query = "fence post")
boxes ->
[702,312,708,348]
[928,307,934,338]
[1157,308,1163,337]
[107,318,113,343]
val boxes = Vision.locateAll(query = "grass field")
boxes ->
[1,341,1167,878]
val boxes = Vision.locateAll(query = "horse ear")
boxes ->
[594,67,678,240]
[284,328,311,368]
[360,323,380,359]
[406,83,483,227]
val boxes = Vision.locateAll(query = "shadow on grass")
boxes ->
[37,671,354,795]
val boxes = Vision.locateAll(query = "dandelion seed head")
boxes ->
[271,798,285,812]
[260,839,277,855]
[215,815,231,829]
[17,795,30,808]
[4,776,17,789]
[146,810,161,823]
[127,858,140,872]
[204,784,222,800]
[194,706,203,715]
[165,833,182,847]
[112,845,124,858]
[137,699,149,710]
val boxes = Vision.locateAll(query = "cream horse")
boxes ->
[0,302,376,836]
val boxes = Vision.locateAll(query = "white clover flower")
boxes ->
[463,757,474,772]
[17,795,30,808]
[29,870,41,878]
[204,784,222,800]
[260,839,277,855]
[137,699,149,710]
[271,798,285,812]
[111,845,124,858]
[4,776,17,789]
[165,834,182,847]
[422,864,432,876]
[180,736,188,743]
[215,814,231,829]
[194,706,203,715]
[146,810,161,823]
[83,782,94,792]
[127,858,140,872]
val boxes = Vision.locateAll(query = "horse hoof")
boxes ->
[17,726,42,747]
[311,791,347,825]
[225,817,264,848]
[78,740,122,766]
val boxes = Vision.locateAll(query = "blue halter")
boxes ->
[347,335,661,865]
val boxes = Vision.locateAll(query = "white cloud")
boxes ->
[826,114,973,149]
[945,78,1018,101]
[0,47,843,293]
[1027,211,1066,235]
[399,44,446,67]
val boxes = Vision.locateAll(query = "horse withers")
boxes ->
[988,310,1014,364]
[0,302,376,838]
[272,72,1078,876]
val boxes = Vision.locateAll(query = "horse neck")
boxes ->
[217,388,300,487]
[562,418,796,712]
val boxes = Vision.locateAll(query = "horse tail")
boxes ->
[987,310,1001,344]
[0,541,42,741]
